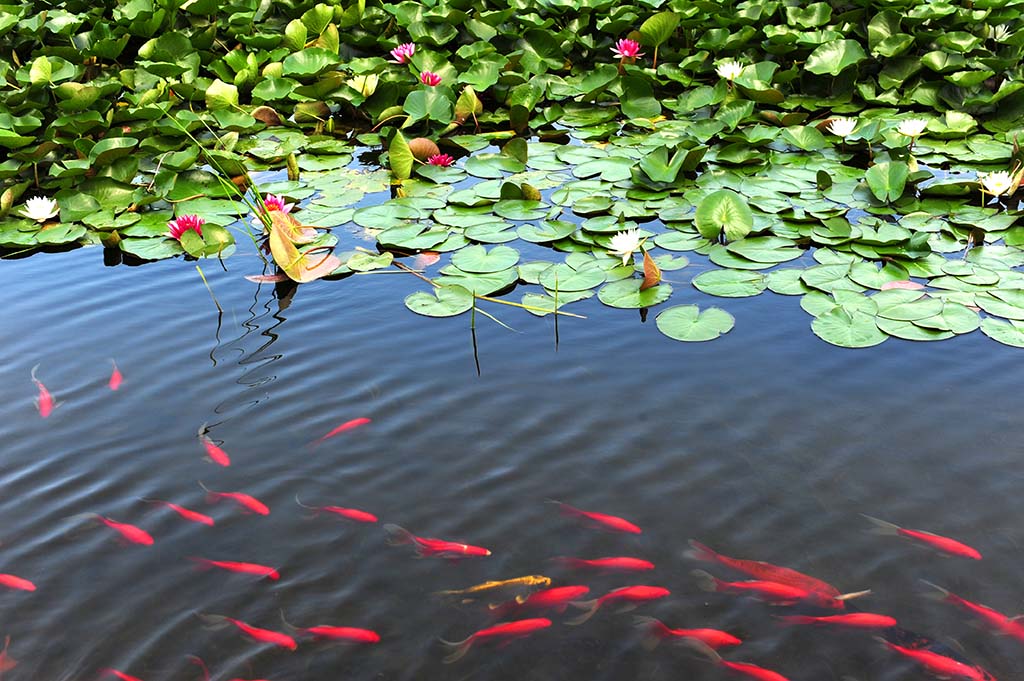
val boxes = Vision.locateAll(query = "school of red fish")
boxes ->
[7,366,1010,680]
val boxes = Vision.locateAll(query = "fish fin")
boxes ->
[860,514,901,535]
[632,616,667,650]
[279,609,301,635]
[691,569,720,593]
[187,557,213,572]
[383,524,415,546]
[920,580,952,601]
[836,589,872,601]
[30,365,39,383]
[185,655,210,681]
[678,638,721,663]
[566,599,600,626]
[195,612,230,631]
[686,539,719,563]
[615,603,639,614]
[439,635,474,663]
[294,494,319,517]
[777,615,814,625]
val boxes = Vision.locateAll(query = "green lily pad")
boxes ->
[725,236,802,263]
[692,269,767,297]
[517,220,577,243]
[656,305,735,342]
[811,309,888,348]
[766,268,811,295]
[914,302,980,334]
[404,285,474,317]
[539,262,606,292]
[435,265,518,295]
[450,244,520,273]
[597,279,673,309]
[875,316,954,341]
[981,318,1024,347]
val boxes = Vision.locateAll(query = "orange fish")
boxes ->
[295,496,377,523]
[100,669,144,681]
[311,417,371,446]
[140,498,214,526]
[923,580,1024,641]
[550,501,641,534]
[198,482,269,515]
[0,574,35,592]
[440,618,551,663]
[633,616,741,650]
[191,558,279,580]
[693,569,838,607]
[30,365,57,417]
[567,585,670,625]
[198,425,230,467]
[488,586,590,618]
[551,556,654,572]
[862,515,982,560]
[75,514,153,545]
[108,360,123,391]
[688,640,791,681]
[384,524,490,558]
[880,640,992,681]
[281,613,380,644]
[200,614,297,650]
[778,613,897,629]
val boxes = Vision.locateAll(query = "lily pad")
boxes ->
[450,244,520,273]
[656,305,735,342]
[692,269,767,298]
[404,285,474,317]
[811,309,888,348]
[597,279,673,309]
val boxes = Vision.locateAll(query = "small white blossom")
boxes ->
[607,228,644,266]
[18,196,59,223]
[346,74,379,97]
[715,60,744,82]
[987,24,1010,41]
[897,118,928,138]
[979,170,1014,197]
[826,117,858,138]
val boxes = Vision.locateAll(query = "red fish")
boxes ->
[76,514,153,545]
[281,612,380,644]
[140,498,214,526]
[108,360,123,391]
[922,580,1024,641]
[198,425,230,467]
[551,501,641,534]
[778,613,897,629]
[862,515,982,560]
[0,574,35,592]
[191,558,279,581]
[567,585,670,625]
[551,556,654,572]
[100,670,144,681]
[384,524,490,558]
[440,618,551,663]
[881,640,992,681]
[198,482,269,515]
[0,636,17,674]
[200,614,297,650]
[692,569,842,609]
[295,496,377,523]
[312,417,371,446]
[30,365,56,418]
[689,641,791,681]
[687,540,862,603]
[633,616,741,650]
[489,586,590,618]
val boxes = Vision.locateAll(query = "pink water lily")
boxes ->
[167,214,205,241]
[419,71,442,86]
[427,153,455,167]
[611,39,644,60]
[390,42,415,64]
[262,193,294,214]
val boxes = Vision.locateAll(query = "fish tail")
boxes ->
[680,638,722,663]
[777,615,816,625]
[685,539,720,563]
[439,635,474,663]
[566,599,600,626]
[279,609,301,635]
[860,514,901,535]
[633,616,669,650]
[920,579,953,601]
[185,655,210,681]
[294,494,319,515]
[195,612,230,630]
[30,364,39,383]
[547,499,580,517]
[383,524,415,547]
[187,557,213,571]
[549,556,584,569]
[691,569,721,593]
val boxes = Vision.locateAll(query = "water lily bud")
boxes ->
[286,153,300,181]
[409,137,441,161]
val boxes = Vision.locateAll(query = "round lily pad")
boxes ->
[404,285,474,317]
[539,262,606,292]
[725,236,802,264]
[656,305,735,342]
[811,309,888,348]
[597,279,673,309]
[914,303,980,334]
[873,290,943,321]
[692,269,766,298]
[654,231,706,252]
[517,220,577,243]
[435,266,518,295]
[875,317,954,342]
[981,318,1024,347]
[449,244,520,273]
[766,268,810,295]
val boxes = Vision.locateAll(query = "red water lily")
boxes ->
[390,43,415,64]
[262,193,294,214]
[419,71,442,86]
[167,214,205,240]
[611,39,644,59]
[427,153,455,167]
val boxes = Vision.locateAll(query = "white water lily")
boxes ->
[896,118,928,138]
[826,117,857,138]
[607,228,645,266]
[346,74,379,97]
[987,24,1010,41]
[18,196,59,223]
[715,60,744,82]
[979,170,1014,197]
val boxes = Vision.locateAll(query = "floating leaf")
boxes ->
[404,285,474,317]
[811,309,888,348]
[597,278,672,308]
[695,189,753,242]
[693,269,766,298]
[640,249,661,291]
[450,244,520,273]
[865,161,909,203]
[656,305,735,342]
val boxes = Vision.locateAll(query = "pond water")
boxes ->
[2,229,1024,681]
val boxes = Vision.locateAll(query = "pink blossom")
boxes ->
[427,153,455,167]
[419,71,442,86]
[167,214,205,240]
[390,42,415,64]
[263,193,294,214]
[611,39,644,60]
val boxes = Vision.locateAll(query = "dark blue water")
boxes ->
[2,231,1023,681]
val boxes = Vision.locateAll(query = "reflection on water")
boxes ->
[1,238,1024,681]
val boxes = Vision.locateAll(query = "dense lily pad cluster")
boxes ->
[4,1,1024,344]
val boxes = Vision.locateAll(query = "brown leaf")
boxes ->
[244,273,289,283]
[413,251,441,269]
[640,249,661,291]
[880,280,925,291]
[269,210,318,244]
[268,220,341,283]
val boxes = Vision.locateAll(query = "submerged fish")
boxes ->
[384,524,491,559]
[200,613,297,650]
[140,498,214,527]
[633,616,741,651]
[100,670,144,681]
[551,556,654,572]
[73,514,154,546]
[440,618,551,663]
[778,613,897,629]
[922,580,1024,641]
[880,640,993,681]
[489,585,590,618]
[295,496,377,523]
[30,365,56,418]
[198,424,230,467]
[108,360,123,391]
[0,574,35,592]
[191,558,279,581]
[311,417,372,446]
[687,640,791,681]
[551,501,642,534]
[280,613,379,644]
[198,482,269,515]
[692,569,838,608]
[567,585,670,625]
[862,515,982,560]
[0,636,17,674]
[437,575,551,599]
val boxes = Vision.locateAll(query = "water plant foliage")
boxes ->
[5,0,1024,345]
